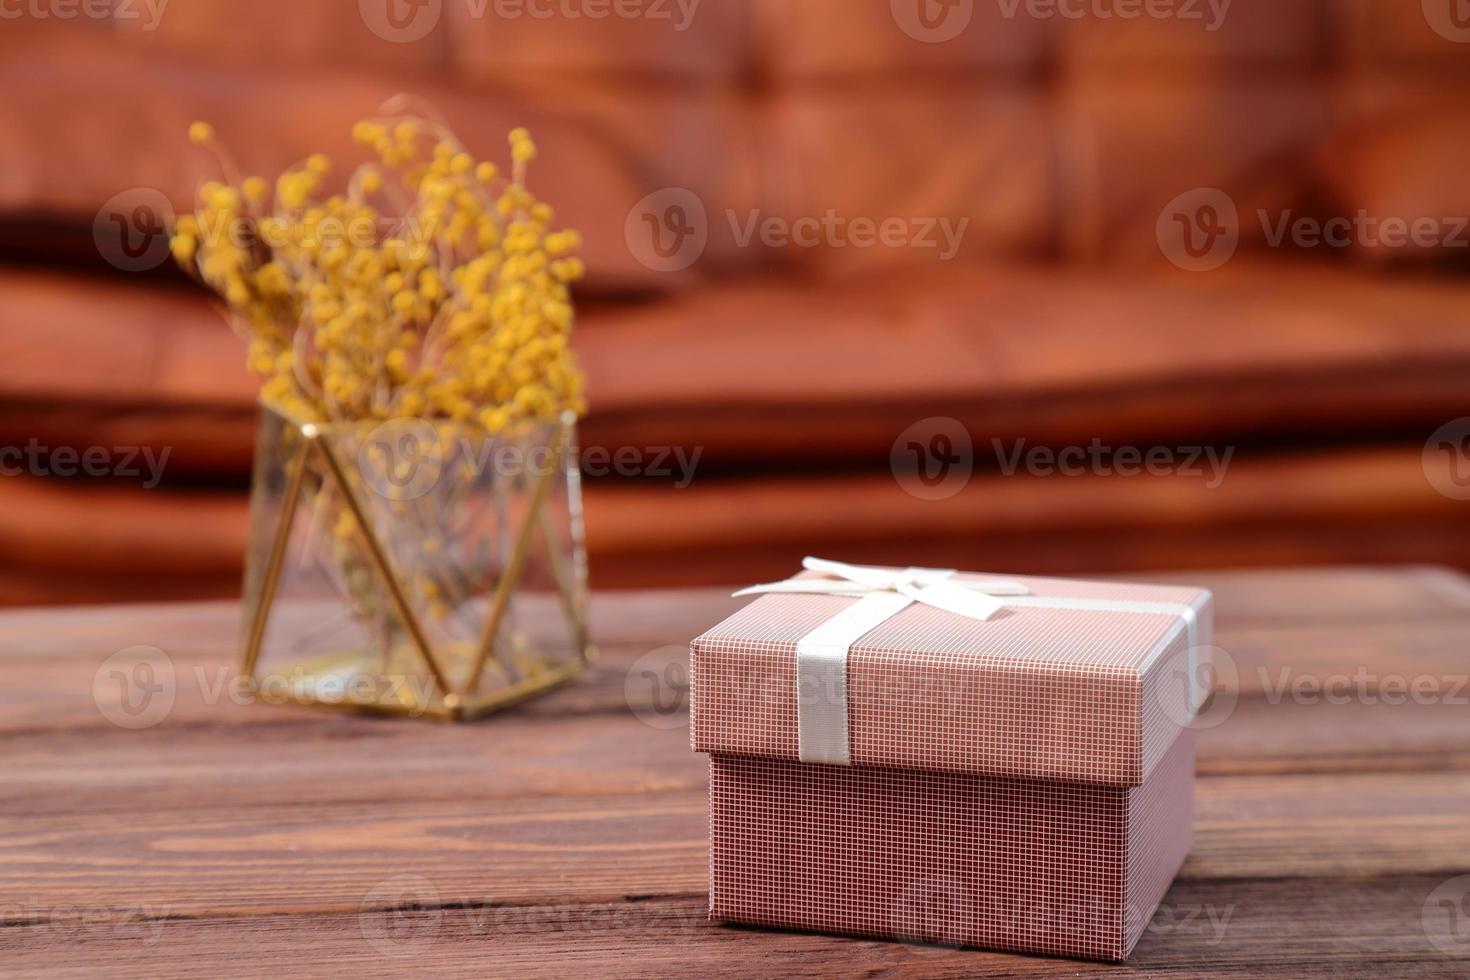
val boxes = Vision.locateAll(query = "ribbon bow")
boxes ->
[734,556,1031,623]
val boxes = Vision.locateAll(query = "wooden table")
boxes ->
[4,567,1470,978]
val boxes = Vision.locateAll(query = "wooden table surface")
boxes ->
[4,566,1470,978]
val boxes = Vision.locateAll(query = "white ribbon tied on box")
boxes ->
[733,557,1203,766]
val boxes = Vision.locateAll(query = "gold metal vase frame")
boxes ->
[238,411,592,721]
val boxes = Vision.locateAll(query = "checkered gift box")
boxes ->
[690,559,1212,961]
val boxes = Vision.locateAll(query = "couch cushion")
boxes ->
[584,444,1468,588]
[1317,114,1470,268]
[1057,0,1326,67]
[9,2,1470,278]
[765,87,1055,269]
[1343,0,1470,65]
[4,440,1461,602]
[577,261,1470,463]
[6,262,1470,480]
[0,32,759,295]
[113,0,445,73]
[762,0,1045,77]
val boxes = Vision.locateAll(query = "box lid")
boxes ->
[690,566,1212,787]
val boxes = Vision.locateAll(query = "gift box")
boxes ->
[689,558,1213,961]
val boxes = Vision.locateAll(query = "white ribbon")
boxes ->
[734,557,1204,766]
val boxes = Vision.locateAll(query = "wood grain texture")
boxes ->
[2,567,1469,977]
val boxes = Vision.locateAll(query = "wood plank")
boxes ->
[3,877,1468,979]
[1197,698,1470,776]
[5,568,1470,737]
[3,715,1469,917]
[2,564,1466,661]
[4,573,1470,975]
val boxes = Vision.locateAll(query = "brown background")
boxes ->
[3,0,1469,604]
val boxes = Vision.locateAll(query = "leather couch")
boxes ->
[2,0,1469,602]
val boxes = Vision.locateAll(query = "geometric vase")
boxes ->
[238,400,591,720]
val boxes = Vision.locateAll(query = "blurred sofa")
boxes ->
[2,0,1470,603]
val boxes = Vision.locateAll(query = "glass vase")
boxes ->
[238,401,590,720]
